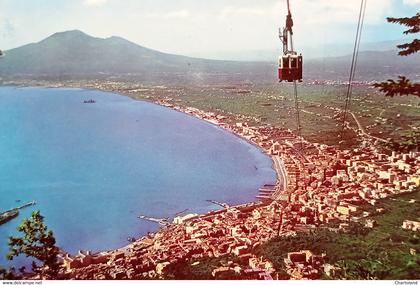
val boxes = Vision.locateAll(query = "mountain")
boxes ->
[0,30,272,83]
[0,30,418,83]
[305,50,420,81]
[190,40,412,61]
[0,30,202,73]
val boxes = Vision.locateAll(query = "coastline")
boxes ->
[1,83,419,280]
[1,84,280,172]
[152,103,283,189]
[0,83,285,236]
[1,83,285,198]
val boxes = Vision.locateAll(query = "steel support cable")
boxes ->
[342,0,364,130]
[341,0,367,138]
[290,36,302,140]
[293,81,302,138]
[342,0,365,127]
[347,0,368,120]
[287,2,302,143]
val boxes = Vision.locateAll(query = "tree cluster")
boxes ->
[373,13,420,97]
[5,211,60,279]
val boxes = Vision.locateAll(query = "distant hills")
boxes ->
[0,30,418,83]
[191,40,410,61]
[306,50,420,81]
[0,30,272,83]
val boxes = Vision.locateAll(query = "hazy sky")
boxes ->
[0,0,419,57]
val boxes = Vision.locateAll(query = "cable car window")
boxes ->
[291,57,297,68]
[283,57,289,69]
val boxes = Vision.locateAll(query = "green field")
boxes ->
[127,83,420,150]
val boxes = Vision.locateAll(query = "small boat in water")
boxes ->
[83,99,96,104]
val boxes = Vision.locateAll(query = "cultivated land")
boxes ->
[121,82,420,149]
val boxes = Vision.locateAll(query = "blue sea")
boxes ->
[0,86,275,268]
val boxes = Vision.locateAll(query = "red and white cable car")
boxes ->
[278,53,302,82]
[278,0,303,82]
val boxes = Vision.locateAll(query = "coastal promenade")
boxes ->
[271,155,288,199]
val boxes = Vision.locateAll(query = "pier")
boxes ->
[174,209,189,216]
[256,183,277,201]
[0,201,36,226]
[206,200,230,209]
[16,200,36,210]
[138,215,171,226]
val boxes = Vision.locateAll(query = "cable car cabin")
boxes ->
[278,54,302,82]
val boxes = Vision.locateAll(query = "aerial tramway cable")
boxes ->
[278,0,303,146]
[288,4,302,140]
[293,81,302,139]
[340,0,368,139]
[347,0,368,120]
